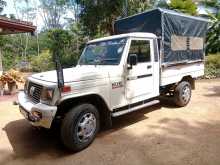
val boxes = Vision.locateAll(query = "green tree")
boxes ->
[208,18,220,53]
[76,0,158,37]
[156,0,169,8]
[69,22,88,60]
[39,0,69,29]
[77,0,124,37]
[47,28,75,67]
[201,0,220,9]
[0,0,6,72]
[0,0,6,13]
[127,0,156,15]
[42,23,89,69]
[169,0,197,15]
[203,0,220,53]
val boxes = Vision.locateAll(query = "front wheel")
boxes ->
[174,81,192,107]
[61,104,100,152]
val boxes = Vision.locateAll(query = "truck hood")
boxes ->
[31,66,114,83]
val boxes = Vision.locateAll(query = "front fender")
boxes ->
[57,88,110,110]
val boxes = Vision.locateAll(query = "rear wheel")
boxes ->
[174,81,192,107]
[61,104,100,152]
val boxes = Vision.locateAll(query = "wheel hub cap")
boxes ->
[182,86,190,102]
[77,112,96,142]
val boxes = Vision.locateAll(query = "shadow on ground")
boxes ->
[204,86,220,97]
[2,119,68,158]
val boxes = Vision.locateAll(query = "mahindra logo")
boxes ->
[29,86,35,96]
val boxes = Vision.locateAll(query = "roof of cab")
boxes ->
[88,32,157,44]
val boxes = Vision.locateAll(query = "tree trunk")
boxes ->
[24,33,29,62]
[0,48,3,75]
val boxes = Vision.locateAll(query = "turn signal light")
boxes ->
[29,110,42,122]
[62,86,71,93]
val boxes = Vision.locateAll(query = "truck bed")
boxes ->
[160,61,204,86]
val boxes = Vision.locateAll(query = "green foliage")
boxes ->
[1,24,85,72]
[206,16,220,53]
[9,14,16,19]
[127,0,156,15]
[39,0,70,29]
[204,54,220,78]
[201,0,220,8]
[205,53,220,69]
[47,27,84,68]
[1,34,40,59]
[77,0,124,36]
[68,23,87,62]
[30,50,54,72]
[0,0,6,13]
[47,29,71,51]
[40,0,63,19]
[202,0,220,54]
[47,28,72,67]
[2,52,19,71]
[169,0,197,15]
[77,0,158,36]
[0,0,219,75]
[0,35,22,71]
[2,51,30,71]
[156,0,169,8]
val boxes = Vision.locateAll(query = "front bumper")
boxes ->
[18,91,57,128]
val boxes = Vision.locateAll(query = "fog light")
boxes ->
[29,111,42,122]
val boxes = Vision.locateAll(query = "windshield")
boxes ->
[78,38,127,65]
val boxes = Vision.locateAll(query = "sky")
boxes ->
[3,0,43,30]
[2,0,74,31]
[3,0,15,15]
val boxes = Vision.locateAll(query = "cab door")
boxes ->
[125,39,155,100]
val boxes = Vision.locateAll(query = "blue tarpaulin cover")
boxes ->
[114,8,209,65]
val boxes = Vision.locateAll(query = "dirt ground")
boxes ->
[0,79,220,165]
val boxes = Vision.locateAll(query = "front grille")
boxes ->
[27,81,43,103]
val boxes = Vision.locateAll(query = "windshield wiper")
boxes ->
[99,58,118,65]
[81,58,118,65]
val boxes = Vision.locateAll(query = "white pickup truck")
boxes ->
[18,9,208,151]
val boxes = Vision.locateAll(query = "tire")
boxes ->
[174,81,192,107]
[61,104,100,152]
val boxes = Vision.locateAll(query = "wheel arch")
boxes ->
[56,94,112,129]
[181,75,195,90]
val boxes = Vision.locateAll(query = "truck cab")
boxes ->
[84,33,160,112]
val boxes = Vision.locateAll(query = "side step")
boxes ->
[112,100,160,117]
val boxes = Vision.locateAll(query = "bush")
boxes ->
[204,53,220,79]
[2,53,20,71]
[30,50,54,72]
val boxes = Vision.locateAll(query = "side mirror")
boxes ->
[128,54,137,69]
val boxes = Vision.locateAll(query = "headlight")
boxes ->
[40,88,54,105]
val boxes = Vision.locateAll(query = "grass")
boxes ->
[204,53,220,79]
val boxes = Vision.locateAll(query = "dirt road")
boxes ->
[0,79,220,165]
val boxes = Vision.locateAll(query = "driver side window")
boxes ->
[128,40,151,63]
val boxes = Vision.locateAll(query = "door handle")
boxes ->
[147,65,152,69]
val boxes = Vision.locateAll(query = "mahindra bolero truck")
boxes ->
[18,8,208,151]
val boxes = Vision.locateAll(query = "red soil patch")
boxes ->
[0,93,18,102]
